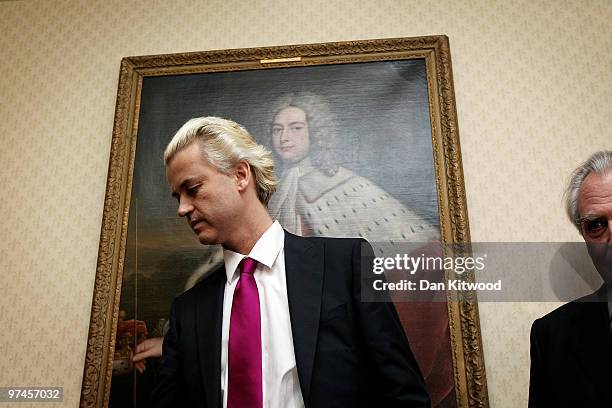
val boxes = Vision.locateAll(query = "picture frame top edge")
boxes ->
[124,35,448,70]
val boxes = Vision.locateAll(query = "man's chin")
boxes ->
[196,233,219,246]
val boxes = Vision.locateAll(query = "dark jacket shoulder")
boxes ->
[172,265,225,308]
[284,230,369,252]
[533,286,607,333]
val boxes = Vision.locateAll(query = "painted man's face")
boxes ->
[271,106,311,164]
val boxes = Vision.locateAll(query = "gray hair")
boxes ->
[164,116,278,205]
[267,92,339,176]
[565,150,612,228]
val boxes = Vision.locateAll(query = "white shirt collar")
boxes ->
[222,220,285,283]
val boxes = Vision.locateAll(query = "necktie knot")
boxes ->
[240,257,258,275]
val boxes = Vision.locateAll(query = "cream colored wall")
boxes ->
[0,0,610,406]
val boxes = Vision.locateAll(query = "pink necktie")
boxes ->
[228,257,262,408]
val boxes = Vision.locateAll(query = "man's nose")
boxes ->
[177,198,193,217]
[279,129,290,142]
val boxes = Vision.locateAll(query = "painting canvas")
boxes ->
[81,37,488,408]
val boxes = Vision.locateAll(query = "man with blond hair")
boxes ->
[147,117,429,407]
[529,150,612,408]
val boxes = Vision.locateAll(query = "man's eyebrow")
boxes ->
[171,177,198,199]
[579,213,604,221]
[272,121,306,127]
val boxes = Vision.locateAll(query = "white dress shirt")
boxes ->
[221,221,305,408]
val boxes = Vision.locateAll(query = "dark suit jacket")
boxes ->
[529,286,612,407]
[148,232,429,407]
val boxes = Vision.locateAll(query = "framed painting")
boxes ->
[80,36,488,407]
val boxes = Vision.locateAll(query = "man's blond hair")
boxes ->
[164,117,277,205]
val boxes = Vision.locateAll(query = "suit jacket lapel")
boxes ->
[195,268,225,408]
[284,231,324,406]
[569,288,612,405]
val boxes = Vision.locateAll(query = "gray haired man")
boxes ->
[529,150,612,408]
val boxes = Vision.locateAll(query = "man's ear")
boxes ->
[234,161,252,192]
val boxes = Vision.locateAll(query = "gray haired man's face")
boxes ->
[578,171,612,282]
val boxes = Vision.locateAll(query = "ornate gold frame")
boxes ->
[80,36,488,408]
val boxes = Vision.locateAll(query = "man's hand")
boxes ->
[131,337,164,373]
